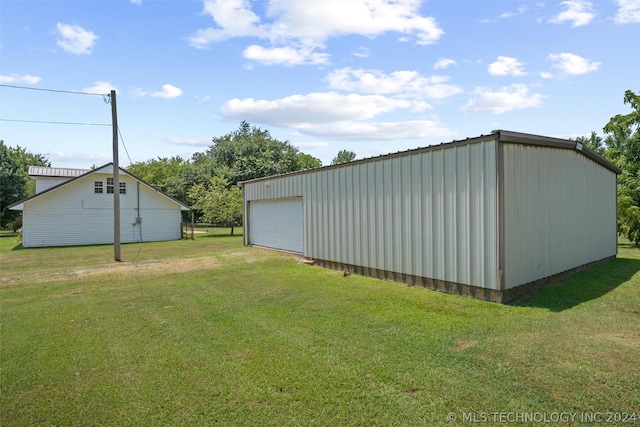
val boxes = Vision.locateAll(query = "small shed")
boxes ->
[9,163,190,248]
[239,131,621,302]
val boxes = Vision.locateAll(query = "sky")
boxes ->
[1,0,639,169]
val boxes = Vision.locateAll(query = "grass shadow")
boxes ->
[511,257,640,311]
[201,233,243,238]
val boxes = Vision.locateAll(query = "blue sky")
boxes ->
[1,0,639,169]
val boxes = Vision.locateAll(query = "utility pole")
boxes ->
[111,90,121,261]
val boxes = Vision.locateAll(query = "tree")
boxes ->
[0,141,50,229]
[127,156,190,204]
[188,175,243,235]
[331,149,356,165]
[204,121,301,185]
[297,153,322,170]
[603,90,640,245]
[575,131,606,155]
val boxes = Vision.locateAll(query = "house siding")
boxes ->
[21,171,184,248]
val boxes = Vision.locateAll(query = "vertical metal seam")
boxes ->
[497,137,506,292]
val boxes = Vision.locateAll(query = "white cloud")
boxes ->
[221,92,428,126]
[131,0,142,4]
[220,90,453,141]
[187,0,266,47]
[0,73,41,84]
[434,58,456,70]
[243,43,330,66]
[460,84,544,114]
[132,84,183,99]
[500,5,529,19]
[540,71,554,79]
[168,137,211,146]
[481,5,531,23]
[187,0,444,64]
[294,142,330,149]
[263,0,444,44]
[352,47,370,58]
[549,0,595,27]
[613,0,640,23]
[326,68,462,100]
[82,81,118,94]
[152,84,183,99]
[55,23,98,54]
[488,56,526,76]
[297,120,455,140]
[547,52,601,75]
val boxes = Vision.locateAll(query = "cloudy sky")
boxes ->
[1,0,639,168]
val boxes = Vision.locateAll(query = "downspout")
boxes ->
[137,181,142,242]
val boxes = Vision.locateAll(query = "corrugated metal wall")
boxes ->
[502,144,618,289]
[244,139,499,290]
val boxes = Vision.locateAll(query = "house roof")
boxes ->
[9,162,190,211]
[238,130,622,187]
[28,166,90,178]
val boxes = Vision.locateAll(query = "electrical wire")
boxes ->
[0,83,108,96]
[117,127,133,165]
[0,118,110,126]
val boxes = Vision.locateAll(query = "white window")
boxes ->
[94,181,103,194]
[119,182,126,194]
[107,177,114,194]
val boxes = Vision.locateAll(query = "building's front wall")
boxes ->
[502,144,618,289]
[244,139,499,290]
[22,172,183,248]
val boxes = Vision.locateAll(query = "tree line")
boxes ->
[2,91,638,245]
[0,120,358,234]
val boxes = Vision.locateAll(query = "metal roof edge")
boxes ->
[9,162,191,211]
[239,132,500,186]
[496,130,622,174]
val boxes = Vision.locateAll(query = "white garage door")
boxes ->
[249,197,303,253]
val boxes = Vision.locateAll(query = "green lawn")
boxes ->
[1,231,639,426]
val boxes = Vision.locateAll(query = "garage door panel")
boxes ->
[249,198,303,253]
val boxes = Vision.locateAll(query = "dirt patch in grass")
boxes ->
[455,339,479,351]
[70,256,221,278]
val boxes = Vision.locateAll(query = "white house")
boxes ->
[239,131,621,302]
[9,163,190,248]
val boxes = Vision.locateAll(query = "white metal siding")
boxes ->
[21,173,183,247]
[35,176,75,193]
[249,198,303,253]
[243,139,499,289]
[502,144,618,289]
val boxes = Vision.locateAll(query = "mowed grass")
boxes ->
[1,231,639,426]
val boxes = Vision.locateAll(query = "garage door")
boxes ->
[249,197,303,253]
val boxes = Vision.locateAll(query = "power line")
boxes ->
[0,118,110,126]
[0,83,107,96]
[117,126,133,165]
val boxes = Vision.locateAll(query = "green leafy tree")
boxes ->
[331,149,356,165]
[297,153,323,170]
[603,90,640,245]
[188,175,243,235]
[126,156,190,204]
[204,121,301,185]
[575,131,607,155]
[0,141,50,229]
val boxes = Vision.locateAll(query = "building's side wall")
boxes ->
[244,139,499,290]
[502,144,618,289]
[22,173,182,247]
[35,176,74,193]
